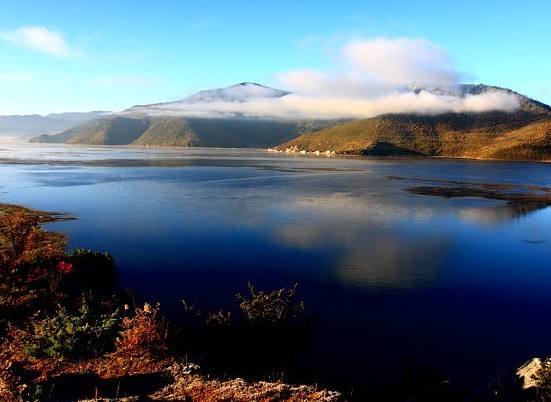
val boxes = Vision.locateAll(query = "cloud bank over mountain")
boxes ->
[130,38,520,120]
[279,37,460,96]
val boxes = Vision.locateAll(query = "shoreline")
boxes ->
[0,142,550,165]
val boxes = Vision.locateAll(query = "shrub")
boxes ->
[22,298,119,360]
[68,249,116,279]
[205,308,232,327]
[115,302,169,356]
[236,282,306,327]
[63,249,118,296]
[186,283,312,380]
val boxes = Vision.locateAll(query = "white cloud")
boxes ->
[0,26,71,57]
[459,91,520,113]
[0,73,34,83]
[277,37,460,98]
[343,37,459,86]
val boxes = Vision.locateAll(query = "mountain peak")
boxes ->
[180,82,291,104]
[126,82,291,114]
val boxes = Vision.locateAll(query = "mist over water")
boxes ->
[1,144,551,394]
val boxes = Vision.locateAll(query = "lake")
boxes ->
[1,144,551,396]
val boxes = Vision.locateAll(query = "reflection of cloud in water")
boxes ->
[459,205,517,226]
[338,235,449,290]
[272,192,450,289]
[274,192,435,248]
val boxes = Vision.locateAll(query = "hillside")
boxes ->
[277,86,551,161]
[54,116,340,148]
[65,116,149,145]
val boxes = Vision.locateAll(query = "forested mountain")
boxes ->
[37,115,339,148]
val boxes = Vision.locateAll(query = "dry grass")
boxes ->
[150,363,341,402]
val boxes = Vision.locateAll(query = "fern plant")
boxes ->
[23,299,119,360]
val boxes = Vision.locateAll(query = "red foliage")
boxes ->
[57,261,74,275]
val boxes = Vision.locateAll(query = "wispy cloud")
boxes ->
[0,26,71,57]
[0,73,34,83]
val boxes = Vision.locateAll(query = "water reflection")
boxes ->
[338,234,450,290]
[271,191,448,289]
[459,202,549,225]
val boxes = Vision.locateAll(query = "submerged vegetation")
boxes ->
[0,204,338,401]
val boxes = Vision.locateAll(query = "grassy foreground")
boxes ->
[0,204,340,401]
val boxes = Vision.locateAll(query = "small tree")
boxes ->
[22,298,119,360]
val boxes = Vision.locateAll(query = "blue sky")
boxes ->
[0,0,549,115]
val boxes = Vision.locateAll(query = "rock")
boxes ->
[517,358,542,390]
[469,358,541,401]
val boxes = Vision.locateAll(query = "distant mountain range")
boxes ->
[0,111,110,141]
[0,82,549,161]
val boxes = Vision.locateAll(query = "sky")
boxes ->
[0,0,549,116]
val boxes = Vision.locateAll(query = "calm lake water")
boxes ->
[1,144,551,395]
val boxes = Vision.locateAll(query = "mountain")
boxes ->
[46,111,110,122]
[181,82,290,103]
[34,83,343,147]
[1,111,110,141]
[127,82,290,113]
[277,85,551,161]
[0,115,66,140]
[50,115,339,148]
